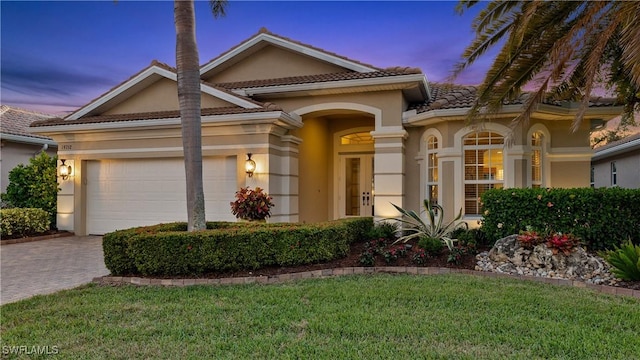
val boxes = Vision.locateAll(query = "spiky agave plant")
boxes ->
[391,200,467,251]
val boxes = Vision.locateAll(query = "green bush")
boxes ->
[600,240,640,281]
[481,188,640,251]
[1,208,51,238]
[103,217,373,276]
[1,153,58,228]
[417,236,444,256]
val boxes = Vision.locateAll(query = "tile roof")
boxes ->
[200,27,383,73]
[31,105,283,128]
[408,83,619,113]
[215,67,422,90]
[0,105,55,140]
[594,132,640,153]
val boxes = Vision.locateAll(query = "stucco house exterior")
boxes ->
[1,105,57,193]
[30,29,623,235]
[591,133,640,188]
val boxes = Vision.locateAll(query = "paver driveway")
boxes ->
[1,236,109,305]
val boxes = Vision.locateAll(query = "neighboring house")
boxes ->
[591,133,640,188]
[0,105,57,193]
[31,29,623,235]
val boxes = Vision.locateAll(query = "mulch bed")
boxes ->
[192,240,640,291]
[0,230,73,244]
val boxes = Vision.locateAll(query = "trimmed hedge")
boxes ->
[103,217,373,276]
[0,208,51,238]
[481,188,640,250]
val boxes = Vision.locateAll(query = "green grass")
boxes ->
[1,274,639,359]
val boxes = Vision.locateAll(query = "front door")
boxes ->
[339,154,374,217]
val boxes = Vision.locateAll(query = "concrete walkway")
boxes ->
[1,236,109,305]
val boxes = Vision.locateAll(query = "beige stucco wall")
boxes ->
[103,78,234,115]
[203,45,349,84]
[291,113,374,223]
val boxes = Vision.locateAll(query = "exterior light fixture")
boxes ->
[59,159,72,180]
[245,153,256,177]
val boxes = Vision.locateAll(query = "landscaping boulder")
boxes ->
[484,234,608,281]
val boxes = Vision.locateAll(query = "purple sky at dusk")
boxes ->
[1,0,492,115]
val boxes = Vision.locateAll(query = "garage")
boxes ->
[86,157,237,235]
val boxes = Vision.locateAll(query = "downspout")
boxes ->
[34,143,48,157]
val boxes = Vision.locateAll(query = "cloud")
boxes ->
[1,52,119,108]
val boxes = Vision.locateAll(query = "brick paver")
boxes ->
[1,236,109,305]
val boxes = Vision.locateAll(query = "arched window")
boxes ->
[531,132,543,188]
[340,132,373,145]
[426,136,438,205]
[464,132,504,215]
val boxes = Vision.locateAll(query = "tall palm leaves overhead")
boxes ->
[453,0,640,132]
[174,0,227,231]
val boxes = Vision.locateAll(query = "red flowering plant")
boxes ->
[230,187,274,221]
[546,232,580,255]
[517,226,544,249]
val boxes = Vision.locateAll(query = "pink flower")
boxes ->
[547,202,554,207]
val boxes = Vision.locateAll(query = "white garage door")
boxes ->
[86,157,237,234]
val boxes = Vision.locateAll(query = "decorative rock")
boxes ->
[477,234,618,286]
[488,235,519,262]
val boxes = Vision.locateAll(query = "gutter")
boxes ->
[29,111,303,135]
[235,74,429,97]
[592,138,640,161]
[0,133,57,147]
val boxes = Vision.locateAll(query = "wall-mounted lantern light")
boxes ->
[59,159,72,180]
[245,153,256,177]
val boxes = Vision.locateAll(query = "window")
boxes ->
[426,136,438,205]
[611,162,617,186]
[340,132,373,145]
[464,132,504,215]
[590,166,595,188]
[531,132,543,188]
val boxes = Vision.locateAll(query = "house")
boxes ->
[1,105,57,193]
[30,29,623,235]
[591,133,640,188]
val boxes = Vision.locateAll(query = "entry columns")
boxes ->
[370,127,407,220]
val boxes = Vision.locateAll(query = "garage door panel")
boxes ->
[87,157,237,235]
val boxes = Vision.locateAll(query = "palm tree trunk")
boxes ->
[174,0,206,231]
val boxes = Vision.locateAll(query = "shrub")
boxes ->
[368,221,398,241]
[412,249,428,265]
[1,153,58,228]
[417,236,444,256]
[600,240,640,281]
[103,217,373,276]
[0,208,51,238]
[481,188,640,251]
[230,187,274,221]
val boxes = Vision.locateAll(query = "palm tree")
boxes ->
[452,0,640,133]
[174,0,227,231]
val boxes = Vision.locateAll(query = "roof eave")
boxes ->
[30,111,302,135]
[200,32,378,78]
[404,104,625,126]
[592,138,640,161]
[235,74,429,101]
[0,132,57,146]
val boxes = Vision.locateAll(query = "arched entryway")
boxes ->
[291,104,378,222]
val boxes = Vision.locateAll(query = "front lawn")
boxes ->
[1,274,638,359]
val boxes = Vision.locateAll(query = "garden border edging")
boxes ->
[93,267,640,299]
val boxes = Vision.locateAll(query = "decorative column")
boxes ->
[370,126,407,220]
